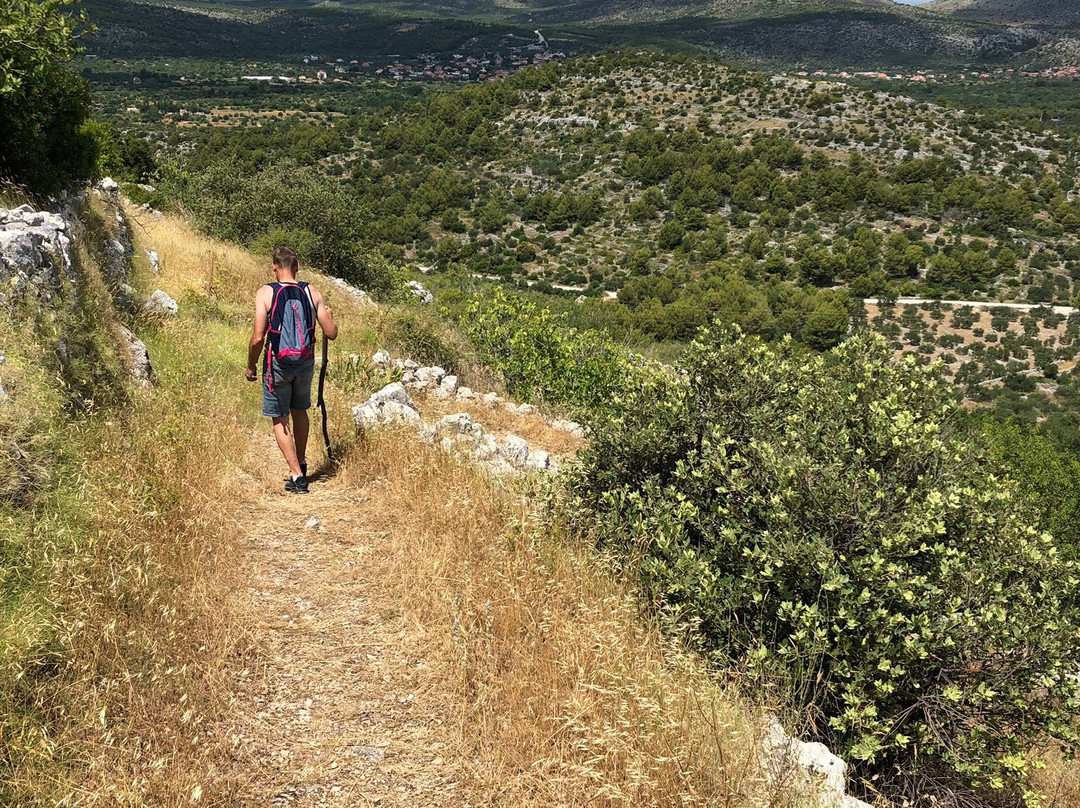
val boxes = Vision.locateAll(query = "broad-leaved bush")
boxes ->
[562,326,1080,802]
[463,287,631,414]
[174,158,400,297]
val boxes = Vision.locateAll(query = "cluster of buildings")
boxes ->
[375,47,569,82]
[233,39,572,87]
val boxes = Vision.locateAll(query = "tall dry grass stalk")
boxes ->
[336,432,786,807]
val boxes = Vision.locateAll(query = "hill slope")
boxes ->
[925,0,1080,27]
[82,0,1045,67]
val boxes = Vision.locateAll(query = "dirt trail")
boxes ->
[223,431,476,808]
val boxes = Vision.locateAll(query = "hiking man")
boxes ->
[246,247,338,494]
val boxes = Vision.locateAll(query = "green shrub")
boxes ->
[0,0,99,195]
[386,311,462,373]
[0,64,97,197]
[562,326,1080,802]
[176,158,399,297]
[462,287,631,414]
[981,418,1080,559]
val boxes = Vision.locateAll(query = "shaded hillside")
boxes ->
[681,8,1045,65]
[925,0,1080,27]
[81,0,1048,68]
[79,0,532,59]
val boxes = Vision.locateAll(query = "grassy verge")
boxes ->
[331,431,786,806]
[0,198,257,804]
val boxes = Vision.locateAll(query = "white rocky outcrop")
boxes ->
[550,418,583,437]
[433,374,458,399]
[407,280,434,304]
[0,199,154,391]
[352,382,422,429]
[356,349,587,474]
[0,205,74,302]
[403,365,446,391]
[329,276,376,307]
[119,326,154,388]
[147,250,160,274]
[143,289,179,316]
[763,718,872,808]
[416,413,558,474]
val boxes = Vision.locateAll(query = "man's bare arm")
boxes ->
[310,286,338,341]
[246,285,272,381]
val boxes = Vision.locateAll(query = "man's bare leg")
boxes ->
[272,415,302,477]
[292,409,310,472]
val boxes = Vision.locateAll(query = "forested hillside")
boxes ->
[101,48,1080,431]
[80,0,1050,67]
[926,0,1080,27]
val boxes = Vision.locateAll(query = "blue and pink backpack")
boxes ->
[264,281,316,384]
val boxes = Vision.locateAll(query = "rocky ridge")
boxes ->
[0,182,158,388]
[352,350,583,475]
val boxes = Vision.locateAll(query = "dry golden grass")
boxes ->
[1032,749,1080,808]
[334,433,779,807]
[127,212,781,806]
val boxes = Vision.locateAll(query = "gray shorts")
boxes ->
[263,359,315,418]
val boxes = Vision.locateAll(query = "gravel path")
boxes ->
[223,434,476,808]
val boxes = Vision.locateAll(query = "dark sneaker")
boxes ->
[285,475,309,495]
[284,463,309,483]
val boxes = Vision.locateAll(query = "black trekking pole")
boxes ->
[318,333,334,465]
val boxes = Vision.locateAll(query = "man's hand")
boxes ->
[245,366,258,382]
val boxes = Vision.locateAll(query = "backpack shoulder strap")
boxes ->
[300,282,317,328]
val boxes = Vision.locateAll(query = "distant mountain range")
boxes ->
[79,0,1079,69]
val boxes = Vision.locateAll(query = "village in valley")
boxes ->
[237,31,572,86]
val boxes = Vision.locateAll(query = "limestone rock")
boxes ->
[421,412,473,444]
[147,250,160,274]
[329,277,375,307]
[433,374,458,399]
[371,349,391,367]
[407,280,434,304]
[550,418,584,437]
[95,177,120,195]
[352,383,421,429]
[499,435,530,469]
[143,289,179,316]
[526,450,553,471]
[406,366,446,391]
[0,207,73,302]
[762,718,871,808]
[119,325,154,388]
